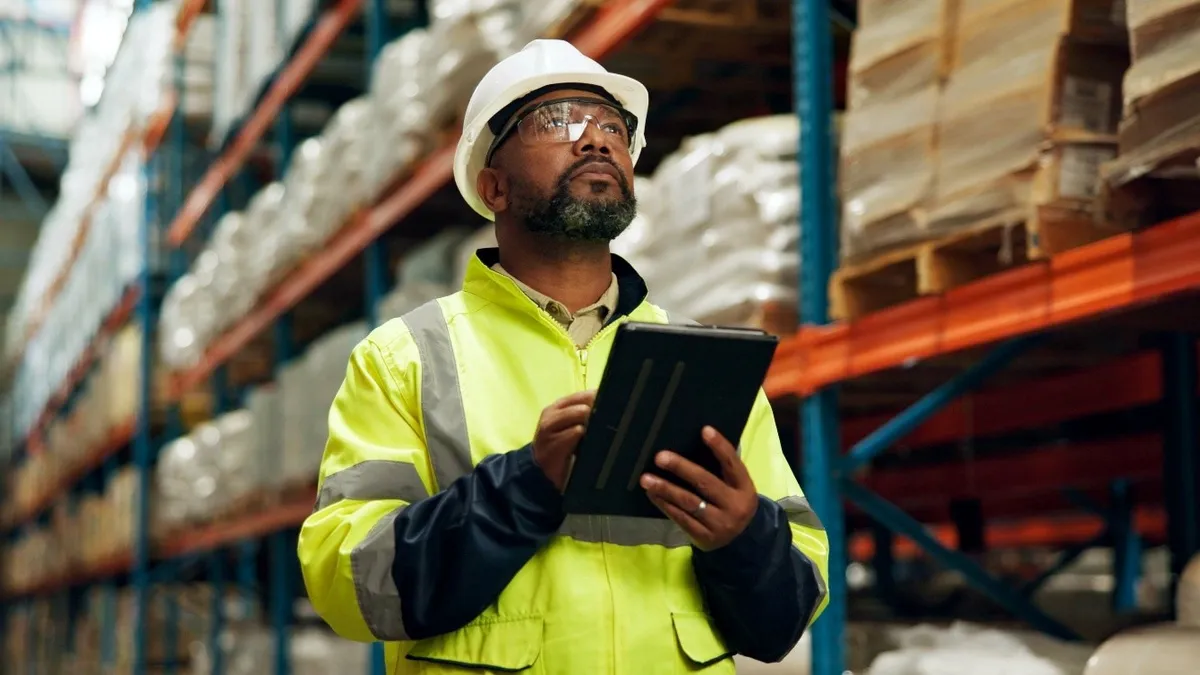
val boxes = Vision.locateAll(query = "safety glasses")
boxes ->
[485,97,639,167]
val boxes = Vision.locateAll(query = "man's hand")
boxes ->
[531,390,596,491]
[640,426,759,551]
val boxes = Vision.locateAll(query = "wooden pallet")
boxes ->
[830,205,1118,321]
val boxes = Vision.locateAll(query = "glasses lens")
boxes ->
[516,100,631,148]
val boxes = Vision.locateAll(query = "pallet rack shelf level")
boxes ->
[164,0,364,246]
[165,0,677,400]
[768,208,1200,398]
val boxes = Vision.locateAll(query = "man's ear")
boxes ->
[476,168,508,214]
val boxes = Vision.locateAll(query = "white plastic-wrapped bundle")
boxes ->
[316,98,375,231]
[369,30,435,197]
[246,385,283,492]
[159,273,205,370]
[422,15,506,127]
[615,115,802,331]
[209,211,258,320]
[518,0,586,40]
[304,323,369,465]
[378,229,473,320]
[154,435,203,532]
[866,622,1089,675]
[278,360,312,487]
[290,626,371,675]
[245,182,289,288]
[279,139,331,258]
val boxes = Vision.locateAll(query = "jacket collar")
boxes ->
[463,247,650,323]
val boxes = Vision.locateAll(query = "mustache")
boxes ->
[556,155,632,197]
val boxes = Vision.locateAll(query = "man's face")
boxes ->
[482,89,638,242]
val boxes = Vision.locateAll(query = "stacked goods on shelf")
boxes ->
[7,150,148,446]
[160,0,593,368]
[0,465,140,594]
[613,115,808,333]
[210,0,320,143]
[3,0,203,371]
[377,227,477,320]
[1101,0,1200,225]
[153,322,366,533]
[3,325,148,525]
[153,410,259,538]
[190,612,371,675]
[832,0,1129,318]
[839,0,956,260]
[280,323,368,488]
[929,0,1128,240]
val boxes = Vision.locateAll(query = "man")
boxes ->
[298,39,829,674]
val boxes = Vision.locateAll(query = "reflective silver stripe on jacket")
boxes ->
[313,460,430,513]
[558,515,691,548]
[779,495,825,532]
[350,506,410,641]
[402,300,475,492]
[779,495,829,604]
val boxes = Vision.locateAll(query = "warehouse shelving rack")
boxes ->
[4,1,1200,675]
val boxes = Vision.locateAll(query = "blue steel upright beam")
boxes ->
[272,7,297,661]
[364,0,394,333]
[840,335,1039,474]
[133,152,159,675]
[1162,333,1200,612]
[793,1,844,673]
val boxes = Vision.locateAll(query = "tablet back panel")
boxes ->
[562,322,779,519]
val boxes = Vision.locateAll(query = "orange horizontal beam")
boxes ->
[862,434,1162,507]
[4,420,137,532]
[166,0,674,396]
[849,507,1167,561]
[841,348,1172,449]
[0,550,134,600]
[165,0,363,246]
[766,209,1200,397]
[156,489,316,559]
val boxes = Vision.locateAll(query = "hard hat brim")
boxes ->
[453,70,650,222]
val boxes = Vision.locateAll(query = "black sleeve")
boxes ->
[691,496,822,662]
[390,444,563,640]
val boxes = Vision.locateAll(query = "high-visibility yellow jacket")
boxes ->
[298,249,829,674]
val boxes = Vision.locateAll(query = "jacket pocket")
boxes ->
[671,612,733,668]
[406,616,543,672]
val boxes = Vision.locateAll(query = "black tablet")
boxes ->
[561,321,779,519]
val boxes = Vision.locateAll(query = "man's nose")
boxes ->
[572,118,613,157]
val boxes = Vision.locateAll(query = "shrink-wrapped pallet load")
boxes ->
[304,323,370,473]
[930,0,1127,237]
[613,115,808,332]
[247,384,284,495]
[839,0,958,260]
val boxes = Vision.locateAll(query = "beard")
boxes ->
[512,159,638,243]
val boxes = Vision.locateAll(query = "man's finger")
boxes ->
[557,389,597,408]
[641,472,720,519]
[654,450,735,505]
[648,494,712,540]
[542,403,593,433]
[702,426,752,489]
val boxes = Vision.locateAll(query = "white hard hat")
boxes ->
[453,39,650,221]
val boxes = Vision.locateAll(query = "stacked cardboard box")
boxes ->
[839,0,1129,263]
[930,0,1128,235]
[839,0,958,260]
[1101,1,1200,224]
